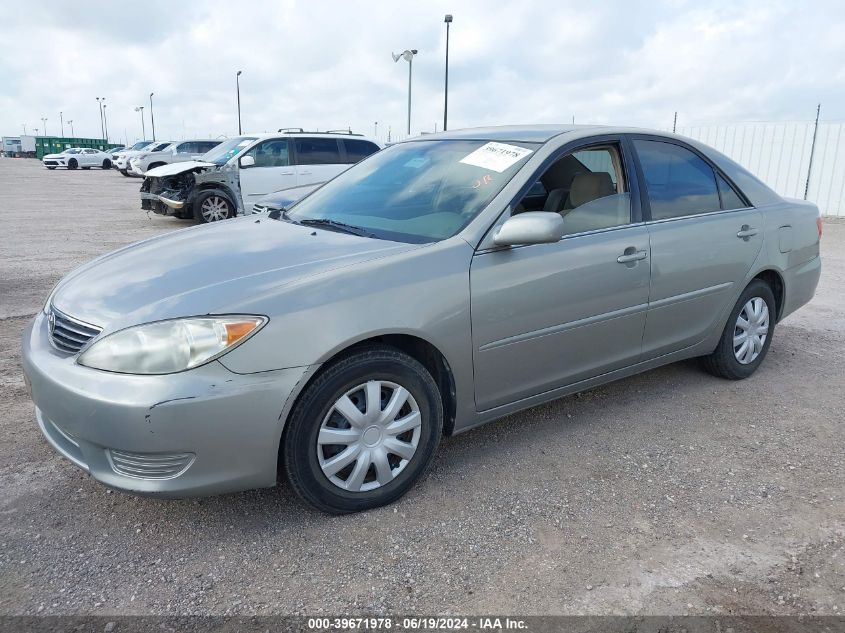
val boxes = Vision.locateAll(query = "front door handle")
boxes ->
[737,225,758,240]
[617,248,648,264]
[298,170,312,175]
[280,171,295,175]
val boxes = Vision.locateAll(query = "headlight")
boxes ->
[78,316,266,374]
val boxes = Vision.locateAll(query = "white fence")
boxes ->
[675,121,845,217]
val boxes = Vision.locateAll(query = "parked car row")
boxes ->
[140,130,380,223]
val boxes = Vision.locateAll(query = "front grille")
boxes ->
[44,160,58,165]
[107,449,195,480]
[252,204,267,214]
[48,306,102,354]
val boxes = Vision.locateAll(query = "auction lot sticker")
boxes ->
[459,142,533,172]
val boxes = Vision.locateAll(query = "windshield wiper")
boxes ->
[298,218,375,238]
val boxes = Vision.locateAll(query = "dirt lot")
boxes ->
[0,157,842,617]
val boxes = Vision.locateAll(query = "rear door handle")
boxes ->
[617,249,648,264]
[737,225,758,240]
[280,171,295,175]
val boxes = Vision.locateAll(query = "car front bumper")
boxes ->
[22,312,308,498]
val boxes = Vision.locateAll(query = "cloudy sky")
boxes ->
[1,0,843,145]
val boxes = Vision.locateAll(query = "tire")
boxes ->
[46,167,56,170]
[67,159,78,170]
[102,160,111,169]
[195,190,235,223]
[147,162,165,171]
[119,169,129,177]
[283,345,443,513]
[701,279,776,380]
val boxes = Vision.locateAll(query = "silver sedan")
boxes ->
[22,125,821,513]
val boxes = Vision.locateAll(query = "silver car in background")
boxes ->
[128,139,222,177]
[22,125,821,513]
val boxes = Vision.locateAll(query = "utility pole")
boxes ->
[150,93,156,141]
[236,71,243,135]
[804,103,821,200]
[443,14,453,131]
[60,112,64,136]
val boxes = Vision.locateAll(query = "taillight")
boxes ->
[817,216,823,239]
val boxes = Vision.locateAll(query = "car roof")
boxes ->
[398,124,697,145]
[241,131,379,142]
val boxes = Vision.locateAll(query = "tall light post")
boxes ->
[149,92,156,141]
[443,14,453,132]
[135,106,146,139]
[236,71,243,135]
[41,117,48,136]
[67,120,74,136]
[96,97,105,139]
[103,104,109,142]
[60,111,64,136]
[392,49,418,135]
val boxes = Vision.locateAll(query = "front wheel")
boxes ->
[102,159,111,169]
[701,279,776,380]
[196,191,235,223]
[119,169,129,177]
[283,346,443,513]
[67,159,78,170]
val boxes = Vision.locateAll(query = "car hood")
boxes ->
[50,217,416,331]
[146,160,216,178]
[43,154,67,160]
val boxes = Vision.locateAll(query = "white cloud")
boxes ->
[1,0,843,145]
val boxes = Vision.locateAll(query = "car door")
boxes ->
[470,139,651,411]
[237,138,295,209]
[630,136,764,358]
[82,148,98,166]
[294,137,345,186]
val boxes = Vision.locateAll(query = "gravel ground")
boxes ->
[0,157,843,617]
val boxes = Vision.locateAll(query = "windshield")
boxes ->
[130,142,150,150]
[286,139,538,243]
[201,137,257,165]
[150,142,172,152]
[63,149,80,154]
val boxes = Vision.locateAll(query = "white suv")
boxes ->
[140,131,381,222]
[129,140,223,176]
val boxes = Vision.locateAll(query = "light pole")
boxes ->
[22,124,26,135]
[149,92,156,141]
[41,117,48,136]
[96,97,105,139]
[60,111,64,136]
[67,120,74,136]
[374,121,378,137]
[392,49,418,135]
[236,71,242,134]
[135,106,145,139]
[103,104,109,142]
[443,14,453,132]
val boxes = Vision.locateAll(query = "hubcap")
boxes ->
[200,196,230,221]
[733,297,769,364]
[317,380,422,493]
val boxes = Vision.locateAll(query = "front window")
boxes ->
[286,139,538,243]
[243,139,290,167]
[201,137,257,165]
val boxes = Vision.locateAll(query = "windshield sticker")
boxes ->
[404,157,430,169]
[459,142,533,173]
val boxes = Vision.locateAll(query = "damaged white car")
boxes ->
[140,131,380,223]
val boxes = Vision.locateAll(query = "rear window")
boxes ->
[343,139,380,164]
[633,140,721,220]
[295,138,343,165]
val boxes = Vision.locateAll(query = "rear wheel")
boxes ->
[67,159,78,170]
[701,279,776,380]
[283,346,443,513]
[196,191,235,223]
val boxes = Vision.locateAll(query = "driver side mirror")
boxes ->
[239,155,255,168]
[493,211,564,247]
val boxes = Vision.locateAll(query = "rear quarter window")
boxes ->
[343,139,380,164]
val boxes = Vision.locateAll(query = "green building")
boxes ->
[34,137,122,159]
